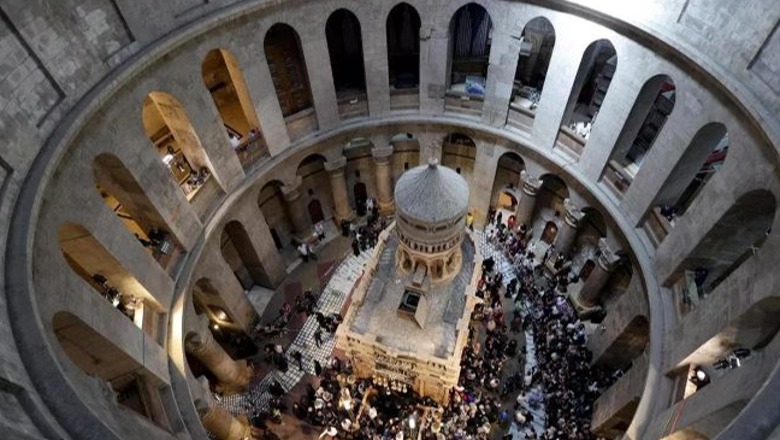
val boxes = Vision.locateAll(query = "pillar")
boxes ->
[185,317,253,392]
[515,170,543,228]
[281,177,310,239]
[199,399,251,440]
[576,239,621,308]
[325,156,355,224]
[556,198,585,256]
[372,145,395,215]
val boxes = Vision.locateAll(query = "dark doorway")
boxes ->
[308,199,325,224]
[541,221,558,244]
[354,182,368,216]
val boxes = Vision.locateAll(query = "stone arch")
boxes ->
[201,48,267,167]
[559,39,617,150]
[670,189,776,294]
[512,16,556,103]
[441,133,477,182]
[58,222,163,314]
[264,23,317,139]
[220,220,272,290]
[326,9,367,114]
[653,122,729,219]
[490,151,525,210]
[447,3,492,89]
[573,207,607,273]
[387,2,421,108]
[607,74,676,188]
[390,132,420,179]
[52,311,170,428]
[142,91,217,199]
[92,153,184,276]
[191,279,237,332]
[258,180,293,249]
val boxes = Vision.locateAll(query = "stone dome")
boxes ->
[395,159,470,224]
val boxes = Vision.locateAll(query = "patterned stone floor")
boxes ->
[218,249,372,416]
[475,227,548,437]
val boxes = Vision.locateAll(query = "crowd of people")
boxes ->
[244,209,621,439]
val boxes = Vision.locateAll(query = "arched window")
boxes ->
[508,17,555,125]
[142,91,216,201]
[606,75,676,194]
[326,9,368,119]
[446,3,492,114]
[93,153,184,276]
[387,3,421,109]
[202,48,267,169]
[557,40,617,156]
[264,23,317,140]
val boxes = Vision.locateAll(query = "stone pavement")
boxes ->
[475,227,548,438]
[218,249,372,416]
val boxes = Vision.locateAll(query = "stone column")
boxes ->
[556,198,585,256]
[372,145,395,215]
[185,317,252,392]
[515,170,543,228]
[198,395,251,440]
[325,156,355,224]
[281,178,310,239]
[576,239,621,308]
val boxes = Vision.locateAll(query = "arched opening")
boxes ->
[58,222,163,333]
[52,311,170,429]
[605,75,676,194]
[201,48,267,169]
[441,133,477,183]
[92,154,185,276]
[445,3,492,115]
[390,132,420,180]
[556,39,617,157]
[344,138,375,213]
[264,23,317,140]
[490,152,525,213]
[541,221,558,244]
[573,207,608,275]
[221,221,272,290]
[296,154,332,229]
[258,180,293,251]
[191,279,258,359]
[644,123,729,246]
[507,17,555,130]
[387,3,421,110]
[142,91,219,204]
[326,9,368,119]
[671,190,775,300]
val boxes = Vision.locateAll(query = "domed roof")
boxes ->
[394,159,469,223]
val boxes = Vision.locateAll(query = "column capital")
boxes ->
[520,170,543,196]
[371,145,394,163]
[325,156,348,173]
[185,316,215,355]
[563,198,585,228]
[597,238,621,272]
[281,176,303,200]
